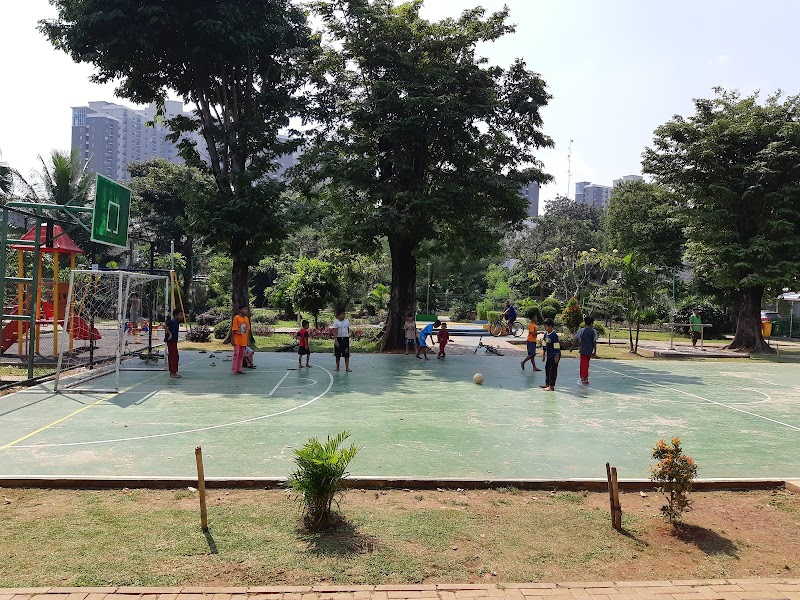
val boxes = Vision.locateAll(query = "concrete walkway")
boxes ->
[3,580,800,600]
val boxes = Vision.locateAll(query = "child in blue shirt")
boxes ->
[416,320,441,360]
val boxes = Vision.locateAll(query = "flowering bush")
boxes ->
[186,325,212,342]
[650,437,698,525]
[561,297,583,334]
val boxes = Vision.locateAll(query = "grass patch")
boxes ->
[0,489,798,586]
[180,334,381,354]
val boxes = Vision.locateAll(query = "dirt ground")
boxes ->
[0,487,798,587]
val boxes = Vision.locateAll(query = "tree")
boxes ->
[41,0,318,312]
[507,196,606,299]
[0,151,12,199]
[643,89,800,353]
[605,181,684,270]
[301,1,553,350]
[288,257,342,327]
[128,159,216,297]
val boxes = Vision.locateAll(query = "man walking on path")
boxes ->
[690,308,702,348]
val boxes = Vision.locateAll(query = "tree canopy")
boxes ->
[40,0,319,311]
[643,88,800,353]
[301,0,553,349]
[605,181,684,270]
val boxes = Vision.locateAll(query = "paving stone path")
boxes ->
[2,580,800,600]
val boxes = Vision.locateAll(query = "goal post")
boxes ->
[54,270,170,393]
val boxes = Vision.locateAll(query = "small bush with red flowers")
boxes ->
[650,436,698,525]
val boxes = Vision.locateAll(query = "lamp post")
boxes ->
[426,261,432,315]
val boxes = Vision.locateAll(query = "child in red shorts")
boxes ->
[437,322,450,359]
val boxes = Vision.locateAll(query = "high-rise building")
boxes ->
[613,174,644,187]
[575,181,611,207]
[71,100,206,181]
[520,181,540,217]
[574,181,589,204]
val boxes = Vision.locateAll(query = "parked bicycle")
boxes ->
[474,336,504,356]
[488,316,524,338]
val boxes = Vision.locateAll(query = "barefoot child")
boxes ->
[404,314,418,355]
[297,319,311,368]
[437,322,450,358]
[416,320,441,360]
[540,318,560,391]
[520,309,542,371]
[231,305,250,375]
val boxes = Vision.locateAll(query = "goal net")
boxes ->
[54,270,170,393]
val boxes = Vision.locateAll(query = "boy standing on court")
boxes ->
[332,309,351,372]
[165,308,183,378]
[540,318,560,391]
[520,309,542,371]
[231,305,250,375]
[437,322,450,358]
[575,316,599,385]
[297,319,311,368]
[404,314,418,355]
[416,320,441,360]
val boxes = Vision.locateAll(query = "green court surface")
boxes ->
[0,351,798,480]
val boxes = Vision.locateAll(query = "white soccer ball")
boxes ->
[473,373,484,385]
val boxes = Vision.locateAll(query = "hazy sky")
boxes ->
[2,0,799,211]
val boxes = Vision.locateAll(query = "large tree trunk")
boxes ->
[231,256,250,315]
[382,236,417,351]
[726,286,774,354]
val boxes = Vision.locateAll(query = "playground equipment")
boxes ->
[1,224,99,358]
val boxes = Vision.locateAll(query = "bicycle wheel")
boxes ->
[511,322,524,337]
[489,321,503,337]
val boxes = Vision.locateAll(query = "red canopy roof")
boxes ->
[10,225,84,254]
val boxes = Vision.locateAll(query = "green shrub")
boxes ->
[186,325,212,343]
[540,297,563,313]
[196,308,229,326]
[487,310,502,323]
[541,305,558,320]
[651,437,698,525]
[250,309,278,324]
[674,296,732,338]
[449,299,471,322]
[251,323,273,337]
[477,300,493,321]
[286,431,359,529]
[214,319,231,340]
[518,298,539,318]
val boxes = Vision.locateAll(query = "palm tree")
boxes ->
[18,149,93,206]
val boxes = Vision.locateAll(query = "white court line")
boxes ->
[268,371,290,396]
[593,363,800,432]
[12,365,335,449]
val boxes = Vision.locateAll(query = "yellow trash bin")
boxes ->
[761,321,772,337]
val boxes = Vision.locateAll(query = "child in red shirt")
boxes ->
[437,322,450,359]
[297,319,311,368]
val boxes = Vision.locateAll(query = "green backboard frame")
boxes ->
[91,174,131,248]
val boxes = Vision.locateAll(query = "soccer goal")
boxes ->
[54,270,170,393]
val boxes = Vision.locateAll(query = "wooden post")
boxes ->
[606,462,622,530]
[195,446,208,532]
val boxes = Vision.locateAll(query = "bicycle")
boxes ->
[474,336,504,356]
[489,316,524,338]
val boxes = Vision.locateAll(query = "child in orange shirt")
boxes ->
[437,322,450,358]
[231,305,250,375]
[520,310,542,371]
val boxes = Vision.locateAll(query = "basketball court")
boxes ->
[0,351,798,481]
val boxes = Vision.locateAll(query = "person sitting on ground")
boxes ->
[243,346,256,369]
